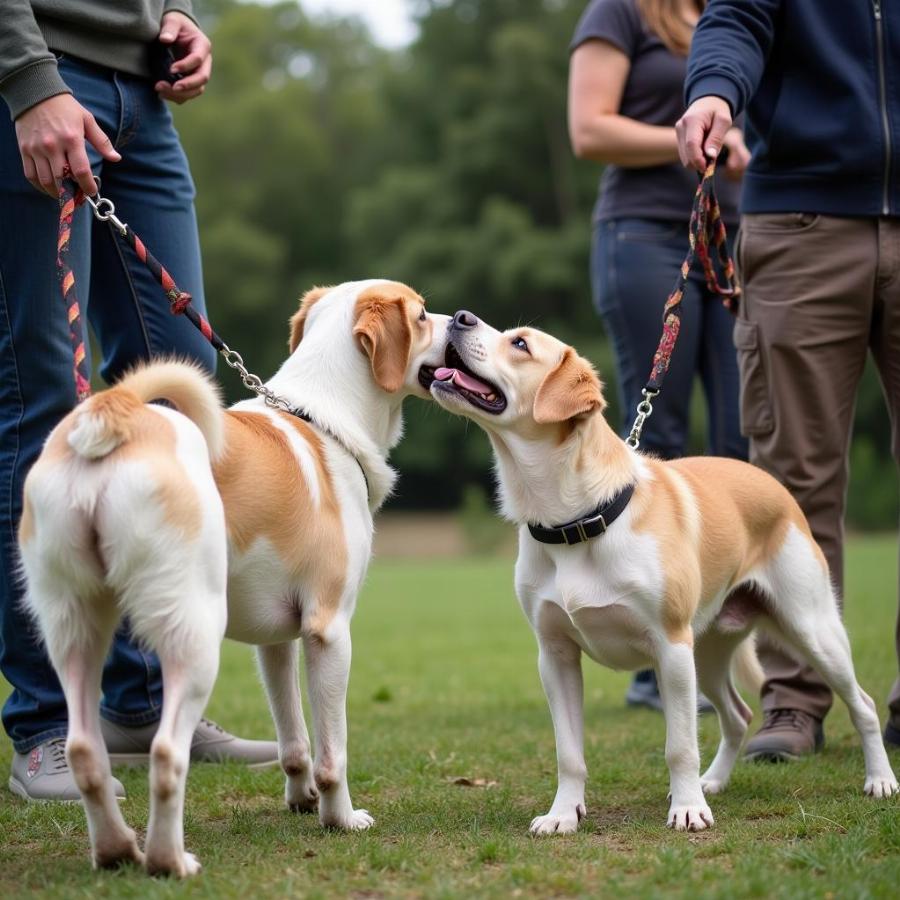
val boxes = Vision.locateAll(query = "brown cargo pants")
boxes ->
[734,213,900,728]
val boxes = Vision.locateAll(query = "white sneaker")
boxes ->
[8,738,126,803]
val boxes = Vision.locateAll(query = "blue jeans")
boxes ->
[0,56,216,753]
[591,218,747,460]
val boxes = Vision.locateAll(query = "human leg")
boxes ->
[0,60,100,754]
[868,217,900,740]
[735,214,876,755]
[699,287,747,460]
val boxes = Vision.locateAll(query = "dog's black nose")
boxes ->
[451,310,479,330]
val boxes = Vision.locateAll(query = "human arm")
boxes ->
[1,1,119,197]
[0,0,71,120]
[568,39,680,168]
[155,9,212,104]
[678,0,782,170]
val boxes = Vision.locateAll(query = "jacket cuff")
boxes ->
[686,75,742,118]
[1,58,71,120]
[163,1,198,25]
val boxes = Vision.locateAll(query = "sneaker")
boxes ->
[625,670,715,714]
[101,717,279,769]
[744,708,824,762]
[884,721,900,749]
[9,737,126,803]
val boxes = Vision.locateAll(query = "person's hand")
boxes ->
[155,11,212,104]
[15,94,121,198]
[676,96,733,172]
[721,127,751,181]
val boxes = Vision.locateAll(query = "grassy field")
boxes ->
[1,535,898,899]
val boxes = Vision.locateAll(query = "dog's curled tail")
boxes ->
[731,631,765,697]
[67,360,224,461]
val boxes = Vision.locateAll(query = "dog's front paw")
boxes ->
[864,773,899,798]
[529,803,585,836]
[667,801,714,832]
[322,808,375,831]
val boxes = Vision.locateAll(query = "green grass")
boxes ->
[2,536,899,898]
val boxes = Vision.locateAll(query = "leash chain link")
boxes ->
[625,388,659,450]
[84,184,297,417]
[219,347,294,412]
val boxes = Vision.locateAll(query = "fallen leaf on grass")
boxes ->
[450,777,498,788]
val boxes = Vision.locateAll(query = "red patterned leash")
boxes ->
[56,175,287,410]
[57,180,93,401]
[625,161,740,449]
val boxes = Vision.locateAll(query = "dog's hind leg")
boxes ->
[764,527,898,797]
[657,637,715,831]
[54,605,144,869]
[695,628,754,795]
[143,632,219,879]
[258,641,318,813]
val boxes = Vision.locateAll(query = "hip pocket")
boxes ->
[733,319,774,436]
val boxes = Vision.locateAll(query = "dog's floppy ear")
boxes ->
[353,292,412,393]
[533,348,605,424]
[289,285,333,353]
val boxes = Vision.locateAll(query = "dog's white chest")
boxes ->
[516,531,661,672]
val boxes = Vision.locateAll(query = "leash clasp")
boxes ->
[84,183,128,235]
[625,388,659,450]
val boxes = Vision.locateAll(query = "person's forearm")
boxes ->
[570,115,679,168]
[685,0,782,117]
[0,0,70,119]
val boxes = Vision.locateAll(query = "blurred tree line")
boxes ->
[178,0,897,528]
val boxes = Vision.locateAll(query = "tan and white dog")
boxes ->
[430,311,898,833]
[18,280,449,876]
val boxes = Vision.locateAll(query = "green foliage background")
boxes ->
[178,0,897,525]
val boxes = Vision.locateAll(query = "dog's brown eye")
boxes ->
[418,309,426,322]
[512,336,529,353]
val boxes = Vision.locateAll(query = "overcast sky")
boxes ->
[288,0,418,47]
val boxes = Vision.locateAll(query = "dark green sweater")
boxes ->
[0,1,196,119]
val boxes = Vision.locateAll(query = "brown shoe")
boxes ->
[743,709,824,762]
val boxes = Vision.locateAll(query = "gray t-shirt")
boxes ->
[571,0,740,225]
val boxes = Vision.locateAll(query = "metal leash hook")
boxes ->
[625,388,659,450]
[83,178,128,235]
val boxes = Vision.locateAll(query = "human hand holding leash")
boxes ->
[155,12,212,104]
[15,94,120,198]
[676,95,733,171]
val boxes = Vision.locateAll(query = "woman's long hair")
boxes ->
[636,0,705,56]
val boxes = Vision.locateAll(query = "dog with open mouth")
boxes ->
[430,310,898,833]
[18,280,449,876]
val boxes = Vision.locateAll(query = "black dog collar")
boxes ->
[527,483,636,546]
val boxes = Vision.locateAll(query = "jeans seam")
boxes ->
[101,227,160,714]
[103,230,159,712]
[104,224,154,358]
[13,725,68,755]
[112,71,127,147]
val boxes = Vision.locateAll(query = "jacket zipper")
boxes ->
[874,0,892,215]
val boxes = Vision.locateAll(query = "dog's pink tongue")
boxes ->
[434,367,492,395]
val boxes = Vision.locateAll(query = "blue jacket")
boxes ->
[686,0,900,216]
